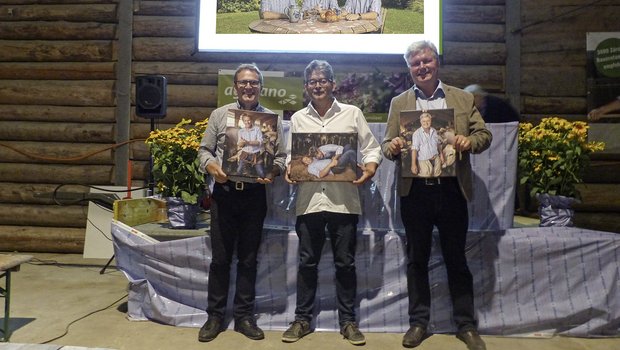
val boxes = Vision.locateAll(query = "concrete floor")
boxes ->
[2,252,618,350]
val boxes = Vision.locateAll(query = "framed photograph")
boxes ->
[222,109,279,178]
[290,132,358,182]
[399,109,456,178]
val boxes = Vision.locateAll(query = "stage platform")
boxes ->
[111,122,619,337]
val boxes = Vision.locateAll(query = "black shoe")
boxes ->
[456,330,486,350]
[198,317,222,342]
[402,325,427,348]
[281,320,312,343]
[234,318,264,340]
[340,321,366,345]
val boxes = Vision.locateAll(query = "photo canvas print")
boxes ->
[222,109,279,178]
[399,108,456,178]
[289,132,358,182]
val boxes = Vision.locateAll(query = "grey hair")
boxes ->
[304,60,335,83]
[403,40,439,66]
[234,63,264,85]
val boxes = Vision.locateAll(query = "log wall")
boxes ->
[1,0,619,253]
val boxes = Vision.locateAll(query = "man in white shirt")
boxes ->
[260,0,295,20]
[343,0,382,22]
[282,60,382,346]
[302,0,339,11]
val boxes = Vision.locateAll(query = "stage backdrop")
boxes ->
[263,122,518,232]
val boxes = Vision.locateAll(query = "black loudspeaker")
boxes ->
[136,75,167,119]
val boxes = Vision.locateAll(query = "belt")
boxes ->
[412,177,453,186]
[220,180,263,191]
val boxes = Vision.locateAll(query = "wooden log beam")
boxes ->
[0,21,116,40]
[522,51,585,67]
[0,40,114,62]
[440,65,504,91]
[442,42,506,65]
[0,4,117,22]
[573,184,620,212]
[0,203,86,227]
[522,96,586,115]
[0,164,114,183]
[133,0,196,16]
[0,141,114,164]
[521,67,586,97]
[443,23,505,42]
[583,160,620,183]
[0,105,115,122]
[0,183,89,204]
[0,80,115,106]
[444,5,505,24]
[574,213,620,233]
[0,121,114,142]
[133,16,194,37]
[130,106,213,124]
[133,62,219,85]
[0,62,115,80]
[0,225,84,253]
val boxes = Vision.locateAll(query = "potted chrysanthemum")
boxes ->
[145,118,208,228]
[518,116,605,226]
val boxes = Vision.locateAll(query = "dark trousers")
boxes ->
[294,211,358,327]
[400,178,477,331]
[207,182,266,322]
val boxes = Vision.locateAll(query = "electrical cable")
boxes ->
[0,138,146,163]
[39,293,128,344]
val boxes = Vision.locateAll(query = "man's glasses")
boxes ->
[306,79,332,87]
[235,80,260,88]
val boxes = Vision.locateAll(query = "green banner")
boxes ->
[217,71,304,117]
[218,70,399,123]
[594,38,620,78]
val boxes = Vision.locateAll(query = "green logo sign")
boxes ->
[594,38,620,78]
[217,73,304,115]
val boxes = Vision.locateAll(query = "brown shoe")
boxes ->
[456,330,486,350]
[402,325,427,348]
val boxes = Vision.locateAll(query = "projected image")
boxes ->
[200,0,440,55]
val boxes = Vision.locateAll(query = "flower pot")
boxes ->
[537,193,578,227]
[165,197,200,229]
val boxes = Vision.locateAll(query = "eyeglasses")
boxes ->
[306,79,332,87]
[235,80,260,87]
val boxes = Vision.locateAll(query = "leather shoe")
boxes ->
[198,317,222,342]
[456,330,486,350]
[234,318,265,340]
[402,325,427,348]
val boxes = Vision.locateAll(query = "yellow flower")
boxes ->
[145,117,209,204]
[518,116,605,198]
